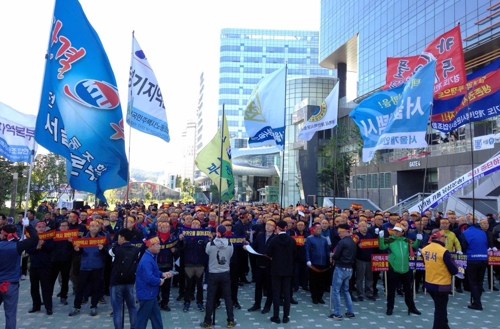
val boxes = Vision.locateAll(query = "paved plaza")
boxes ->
[2,278,499,329]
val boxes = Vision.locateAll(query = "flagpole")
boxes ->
[218,104,225,226]
[279,64,288,219]
[125,31,135,203]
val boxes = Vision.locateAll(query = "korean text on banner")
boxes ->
[0,102,37,163]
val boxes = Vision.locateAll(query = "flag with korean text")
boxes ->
[35,0,128,204]
[0,102,38,163]
[244,67,286,150]
[127,35,169,142]
[195,113,234,201]
[383,56,420,89]
[297,82,339,141]
[431,57,500,132]
[350,61,436,162]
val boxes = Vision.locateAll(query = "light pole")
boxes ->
[10,173,18,217]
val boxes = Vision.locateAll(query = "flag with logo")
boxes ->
[195,113,234,201]
[297,82,339,141]
[0,102,38,163]
[244,66,286,150]
[127,35,169,142]
[35,0,128,204]
[383,55,420,89]
[350,61,436,162]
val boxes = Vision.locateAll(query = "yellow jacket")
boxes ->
[444,230,461,252]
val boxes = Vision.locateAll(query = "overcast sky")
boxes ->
[0,0,321,171]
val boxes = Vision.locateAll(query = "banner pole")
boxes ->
[125,31,135,203]
[279,64,288,219]
[217,104,225,226]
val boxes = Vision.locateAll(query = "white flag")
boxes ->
[0,102,37,163]
[297,82,339,141]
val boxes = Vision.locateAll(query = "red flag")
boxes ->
[383,55,420,89]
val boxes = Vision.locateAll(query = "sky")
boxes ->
[0,0,321,172]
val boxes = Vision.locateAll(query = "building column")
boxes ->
[337,62,347,99]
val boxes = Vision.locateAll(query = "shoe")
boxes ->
[28,307,40,313]
[60,298,68,305]
[197,302,205,311]
[351,295,358,302]
[233,301,241,309]
[200,321,212,328]
[327,314,343,320]
[57,292,61,297]
[238,282,244,287]
[99,297,106,304]
[345,312,355,318]
[203,284,207,291]
[282,316,290,323]
[318,298,325,304]
[366,296,376,301]
[160,304,171,311]
[46,309,53,315]
[81,297,88,304]
[386,308,393,315]
[215,301,221,309]
[21,275,26,281]
[69,308,80,316]
[261,307,270,314]
[183,302,190,312]
[270,316,281,324]
[176,294,184,301]
[227,320,237,328]
[248,305,260,312]
[290,298,298,304]
[467,304,483,310]
[358,297,364,302]
[408,308,421,315]
[493,286,499,291]
[90,308,97,316]
[456,288,463,293]
[312,298,318,304]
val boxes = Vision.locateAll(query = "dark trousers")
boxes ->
[236,247,249,282]
[467,260,487,307]
[103,254,113,294]
[386,268,416,310]
[429,290,450,329]
[272,275,291,318]
[51,260,71,299]
[159,267,172,306]
[372,270,382,295]
[204,272,234,324]
[74,268,102,309]
[184,266,204,304]
[415,270,426,291]
[253,266,272,308]
[30,267,53,311]
[309,265,329,301]
[70,255,81,294]
[293,261,308,291]
[21,256,28,276]
[230,263,239,302]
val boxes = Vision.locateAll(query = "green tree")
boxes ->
[0,157,14,209]
[175,175,182,188]
[30,153,68,208]
[144,191,152,201]
[182,178,195,197]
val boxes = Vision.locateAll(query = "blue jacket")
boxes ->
[79,232,108,270]
[305,234,330,266]
[180,235,207,267]
[136,250,162,300]
[0,226,38,283]
[463,225,488,261]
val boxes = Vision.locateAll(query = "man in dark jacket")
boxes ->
[267,220,296,324]
[329,224,357,320]
[305,222,330,304]
[463,223,488,310]
[51,220,74,305]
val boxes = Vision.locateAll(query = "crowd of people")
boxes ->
[0,201,499,329]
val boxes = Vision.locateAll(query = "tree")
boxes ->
[30,153,68,208]
[175,175,182,188]
[182,178,195,197]
[144,191,152,201]
[0,157,14,209]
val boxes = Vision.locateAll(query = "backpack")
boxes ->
[114,244,139,285]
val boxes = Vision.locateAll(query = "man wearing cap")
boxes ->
[422,230,458,329]
[378,223,421,316]
[305,222,330,304]
[0,218,38,328]
[267,220,296,324]
[135,234,173,329]
[201,224,236,328]
[329,224,357,320]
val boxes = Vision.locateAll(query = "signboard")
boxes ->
[488,250,500,266]
[371,254,388,271]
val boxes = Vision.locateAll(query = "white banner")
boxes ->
[473,134,495,150]
[0,102,37,163]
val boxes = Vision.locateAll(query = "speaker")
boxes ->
[73,201,84,210]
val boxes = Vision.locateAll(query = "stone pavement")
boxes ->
[2,277,500,329]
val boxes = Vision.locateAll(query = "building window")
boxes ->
[221,56,240,62]
[219,99,239,105]
[220,67,240,73]
[266,46,284,53]
[220,45,240,51]
[243,67,262,73]
[219,88,240,94]
[243,78,261,84]
[244,46,263,52]
[288,47,307,53]
[220,77,240,84]
[289,69,307,75]
[244,57,262,63]
[288,58,307,64]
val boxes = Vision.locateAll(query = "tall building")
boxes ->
[218,28,333,201]
[319,0,500,211]
[196,72,205,154]
[181,120,197,183]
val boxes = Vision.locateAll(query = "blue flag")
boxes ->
[127,35,170,142]
[244,67,286,150]
[350,61,436,162]
[35,0,128,204]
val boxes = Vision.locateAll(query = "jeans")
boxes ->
[331,267,354,315]
[1,282,19,329]
[429,290,450,329]
[136,298,162,329]
[110,284,137,329]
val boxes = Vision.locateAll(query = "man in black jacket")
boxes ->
[329,224,357,321]
[51,220,74,305]
[267,220,296,324]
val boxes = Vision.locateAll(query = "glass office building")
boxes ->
[319,0,500,211]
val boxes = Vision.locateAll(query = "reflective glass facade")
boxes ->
[218,28,334,139]
[320,0,499,97]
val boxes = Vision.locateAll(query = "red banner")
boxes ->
[351,203,363,210]
[54,229,80,241]
[488,250,500,266]
[384,55,420,89]
[37,230,55,240]
[371,254,388,271]
[292,235,305,246]
[72,236,107,248]
[359,238,379,249]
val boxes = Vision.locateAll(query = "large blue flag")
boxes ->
[35,0,128,204]
[350,61,436,162]
[127,35,170,142]
[244,67,286,150]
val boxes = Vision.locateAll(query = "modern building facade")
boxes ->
[217,28,334,201]
[319,0,500,211]
[181,120,196,183]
